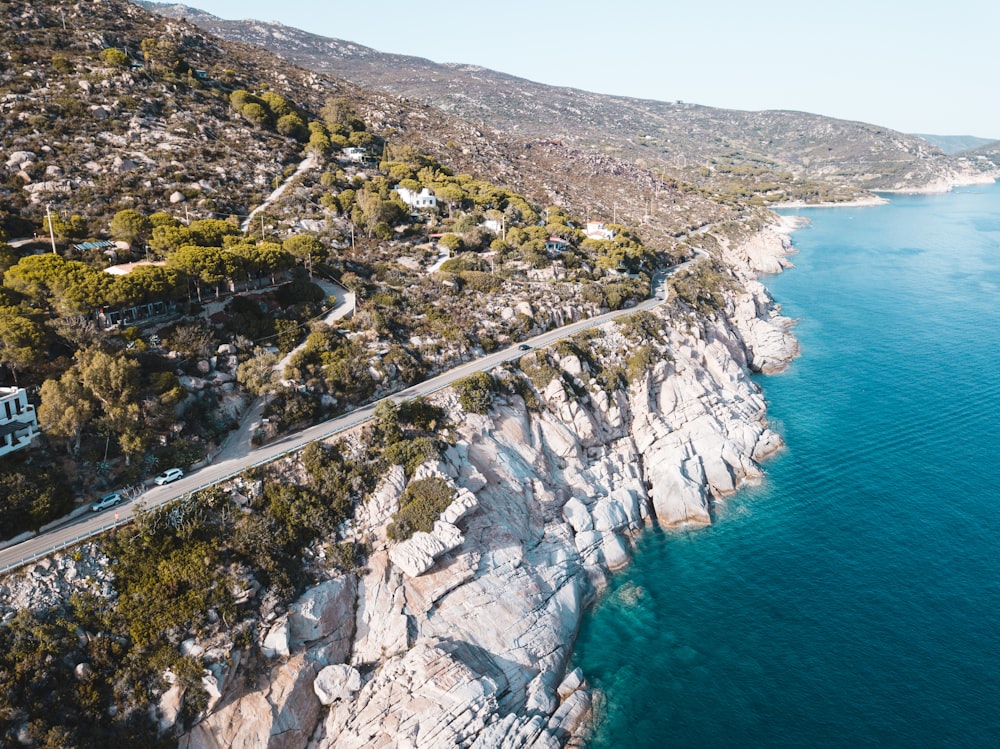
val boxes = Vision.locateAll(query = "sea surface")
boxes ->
[575,183,1000,748]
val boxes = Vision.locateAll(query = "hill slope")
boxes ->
[138,2,998,199]
[1,0,732,243]
[913,134,998,155]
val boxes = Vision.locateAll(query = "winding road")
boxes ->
[0,266,685,573]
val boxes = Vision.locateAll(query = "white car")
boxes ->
[91,491,123,512]
[154,467,184,485]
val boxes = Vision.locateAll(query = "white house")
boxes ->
[395,186,438,210]
[0,387,38,457]
[584,221,614,241]
[342,147,368,162]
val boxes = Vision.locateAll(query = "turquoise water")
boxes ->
[575,183,1000,748]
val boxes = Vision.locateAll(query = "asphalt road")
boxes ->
[0,267,681,573]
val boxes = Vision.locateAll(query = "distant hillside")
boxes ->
[964,139,1000,164]
[913,134,998,155]
[139,2,997,200]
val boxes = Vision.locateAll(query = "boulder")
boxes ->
[313,664,361,706]
[563,496,593,533]
[557,667,585,700]
[389,519,465,578]
[591,495,628,533]
[261,616,290,659]
[601,532,630,570]
[5,150,35,168]
[649,454,711,528]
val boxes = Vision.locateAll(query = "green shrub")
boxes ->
[383,436,440,477]
[617,309,666,344]
[0,463,73,539]
[518,352,561,392]
[459,270,503,293]
[626,346,658,384]
[51,55,73,74]
[397,398,445,431]
[455,371,496,414]
[387,477,455,541]
[98,48,127,67]
[668,259,738,313]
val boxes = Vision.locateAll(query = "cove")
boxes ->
[575,183,1000,748]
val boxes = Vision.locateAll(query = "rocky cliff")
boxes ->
[176,220,798,748]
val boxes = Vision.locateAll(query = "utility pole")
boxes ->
[260,214,265,242]
[46,202,57,254]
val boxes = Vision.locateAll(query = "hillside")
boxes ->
[1,0,736,523]
[138,2,998,201]
[1,0,733,246]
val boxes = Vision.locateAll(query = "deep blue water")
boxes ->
[575,183,1000,748]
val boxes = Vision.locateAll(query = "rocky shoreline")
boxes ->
[171,217,799,748]
[0,219,799,748]
[775,173,999,208]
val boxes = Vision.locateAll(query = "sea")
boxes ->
[574,182,1000,748]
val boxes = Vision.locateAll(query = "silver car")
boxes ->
[154,467,183,485]
[91,492,123,512]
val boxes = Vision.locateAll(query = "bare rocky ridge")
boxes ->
[169,223,798,748]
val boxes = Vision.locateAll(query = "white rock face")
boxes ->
[350,550,408,664]
[287,576,356,658]
[261,616,290,659]
[158,683,185,734]
[181,655,320,749]
[318,641,501,748]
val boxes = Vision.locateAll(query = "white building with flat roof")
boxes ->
[0,387,38,457]
[395,186,437,210]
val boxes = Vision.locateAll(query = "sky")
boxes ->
[165,0,998,138]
